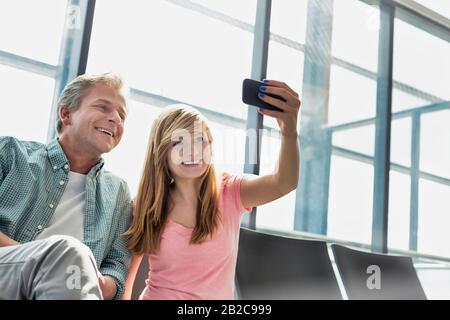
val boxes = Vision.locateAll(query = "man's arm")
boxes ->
[0,231,19,247]
[99,275,118,300]
[99,183,132,300]
[0,136,14,185]
[0,137,18,247]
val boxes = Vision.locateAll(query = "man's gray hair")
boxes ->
[56,73,124,133]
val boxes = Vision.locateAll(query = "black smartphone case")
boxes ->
[242,78,284,112]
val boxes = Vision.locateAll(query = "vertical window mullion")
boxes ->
[372,0,395,253]
[242,0,272,230]
[46,0,96,142]
[409,111,421,251]
[294,0,334,235]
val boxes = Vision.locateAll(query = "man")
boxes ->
[0,73,132,300]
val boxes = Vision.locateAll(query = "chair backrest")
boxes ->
[236,227,343,299]
[131,255,149,300]
[331,244,427,300]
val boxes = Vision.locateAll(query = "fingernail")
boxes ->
[263,79,270,83]
[259,86,267,91]
[259,93,265,98]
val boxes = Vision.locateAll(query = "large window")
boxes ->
[256,0,450,260]
[257,0,402,248]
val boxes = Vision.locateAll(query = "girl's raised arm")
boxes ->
[241,80,301,208]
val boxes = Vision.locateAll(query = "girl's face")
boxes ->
[167,129,212,181]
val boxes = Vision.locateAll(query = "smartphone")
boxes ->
[242,78,284,112]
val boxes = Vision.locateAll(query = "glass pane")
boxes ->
[102,100,162,196]
[417,266,450,300]
[0,0,67,64]
[270,0,308,44]
[421,110,450,179]
[392,89,429,113]
[0,65,54,143]
[208,122,245,175]
[265,41,304,129]
[332,124,375,157]
[327,156,373,245]
[87,0,253,120]
[267,42,304,96]
[387,170,411,251]
[418,178,450,258]
[391,117,411,168]
[328,65,377,125]
[256,133,296,231]
[393,18,450,107]
[331,0,380,72]
[256,189,297,231]
[414,0,450,19]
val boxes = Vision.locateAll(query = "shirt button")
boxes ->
[53,165,58,170]
[59,180,65,186]
[64,164,69,170]
[37,225,43,230]
[49,203,54,209]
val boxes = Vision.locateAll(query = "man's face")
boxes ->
[61,84,127,156]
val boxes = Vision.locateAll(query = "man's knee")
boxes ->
[33,236,102,299]
[39,235,98,273]
[45,235,93,258]
[8,235,102,299]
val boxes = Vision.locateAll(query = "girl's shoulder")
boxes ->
[218,172,252,214]
[219,172,243,190]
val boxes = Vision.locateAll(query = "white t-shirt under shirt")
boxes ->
[35,171,86,242]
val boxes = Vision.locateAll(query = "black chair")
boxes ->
[131,255,149,300]
[331,244,427,300]
[236,227,343,299]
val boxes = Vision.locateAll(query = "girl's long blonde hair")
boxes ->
[126,105,220,255]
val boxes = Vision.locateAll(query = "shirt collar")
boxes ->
[46,139,105,176]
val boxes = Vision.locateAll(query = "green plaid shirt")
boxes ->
[0,136,132,299]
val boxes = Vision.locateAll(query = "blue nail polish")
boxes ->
[263,79,270,83]
[259,93,265,98]
[260,86,267,91]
